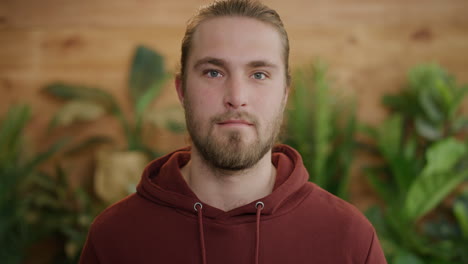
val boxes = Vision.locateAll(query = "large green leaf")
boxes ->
[128,45,165,108]
[453,193,468,239]
[376,114,418,194]
[377,115,403,161]
[405,138,467,221]
[42,83,120,114]
[0,105,30,166]
[48,100,107,128]
[335,107,357,199]
[421,138,466,176]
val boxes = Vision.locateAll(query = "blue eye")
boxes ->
[206,70,222,78]
[252,72,266,80]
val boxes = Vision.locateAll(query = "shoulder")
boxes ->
[300,183,385,262]
[301,182,376,236]
[88,193,153,238]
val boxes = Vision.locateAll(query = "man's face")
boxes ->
[177,16,289,171]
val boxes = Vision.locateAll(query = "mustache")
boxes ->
[211,111,258,126]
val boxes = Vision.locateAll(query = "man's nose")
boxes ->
[223,74,248,109]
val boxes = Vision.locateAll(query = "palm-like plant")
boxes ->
[0,105,64,264]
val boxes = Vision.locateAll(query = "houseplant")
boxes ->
[363,64,468,263]
[0,105,65,264]
[42,45,184,204]
[284,62,357,200]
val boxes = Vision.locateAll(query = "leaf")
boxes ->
[335,110,357,199]
[311,61,333,188]
[393,250,425,264]
[128,45,165,107]
[49,100,106,128]
[365,206,389,238]
[451,116,468,134]
[42,83,119,114]
[405,138,467,221]
[0,105,30,165]
[166,119,186,133]
[377,114,403,161]
[453,193,468,239]
[415,116,444,141]
[285,66,316,181]
[287,67,312,148]
[449,84,468,119]
[382,92,419,117]
[364,167,395,205]
[418,88,444,123]
[135,73,169,116]
[133,73,170,140]
[24,138,68,174]
[421,138,466,176]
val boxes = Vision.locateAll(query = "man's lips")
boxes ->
[217,119,253,126]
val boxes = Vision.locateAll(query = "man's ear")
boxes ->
[175,75,185,105]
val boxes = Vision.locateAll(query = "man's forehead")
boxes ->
[193,56,280,70]
[188,16,284,66]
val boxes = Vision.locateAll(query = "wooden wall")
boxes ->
[1,0,468,206]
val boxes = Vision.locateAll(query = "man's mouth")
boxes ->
[217,119,253,126]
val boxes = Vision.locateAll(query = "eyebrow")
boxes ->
[193,57,227,70]
[193,57,279,70]
[247,60,279,69]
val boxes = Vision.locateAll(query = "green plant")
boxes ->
[0,105,64,264]
[42,45,186,205]
[363,64,468,263]
[383,64,468,141]
[42,45,182,158]
[284,62,357,200]
[26,165,105,264]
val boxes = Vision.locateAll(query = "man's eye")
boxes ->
[252,72,267,80]
[205,70,222,78]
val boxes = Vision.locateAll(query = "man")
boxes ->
[80,0,387,263]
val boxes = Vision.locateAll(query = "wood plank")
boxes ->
[2,0,467,28]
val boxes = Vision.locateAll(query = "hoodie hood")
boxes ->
[136,144,310,220]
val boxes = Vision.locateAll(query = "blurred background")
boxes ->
[1,0,467,263]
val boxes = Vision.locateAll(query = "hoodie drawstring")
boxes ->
[194,201,264,264]
[255,201,264,264]
[194,202,207,264]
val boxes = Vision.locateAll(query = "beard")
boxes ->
[184,100,285,171]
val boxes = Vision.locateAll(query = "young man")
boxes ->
[80,1,387,263]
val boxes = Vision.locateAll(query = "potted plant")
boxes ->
[42,45,185,204]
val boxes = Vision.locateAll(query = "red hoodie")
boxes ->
[80,145,387,263]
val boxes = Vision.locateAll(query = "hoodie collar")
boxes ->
[136,144,310,219]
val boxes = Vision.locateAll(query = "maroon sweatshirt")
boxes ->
[80,145,387,263]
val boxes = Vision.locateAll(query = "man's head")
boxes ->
[176,0,290,171]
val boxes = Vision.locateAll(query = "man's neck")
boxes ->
[180,147,277,212]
